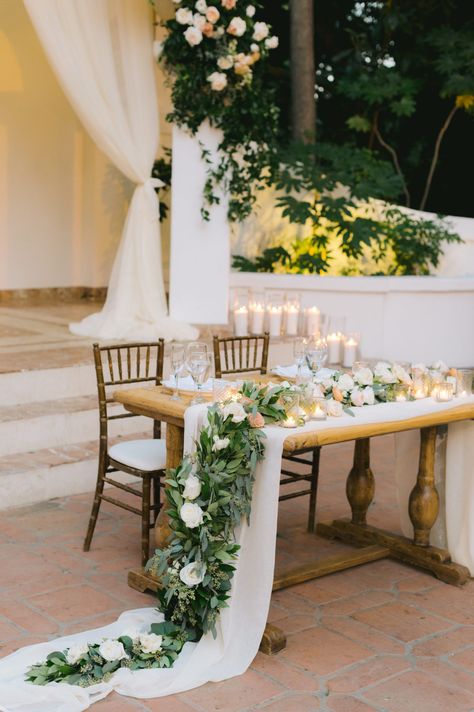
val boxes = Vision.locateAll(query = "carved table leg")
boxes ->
[154,422,183,549]
[346,438,375,525]
[409,426,439,547]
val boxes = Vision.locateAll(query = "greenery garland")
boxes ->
[156,0,280,221]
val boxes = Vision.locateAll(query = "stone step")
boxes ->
[0,434,150,510]
[0,395,153,457]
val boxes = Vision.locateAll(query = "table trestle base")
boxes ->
[316,519,471,586]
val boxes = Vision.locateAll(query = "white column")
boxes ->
[169,122,230,324]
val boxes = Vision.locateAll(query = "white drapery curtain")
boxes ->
[24,0,198,341]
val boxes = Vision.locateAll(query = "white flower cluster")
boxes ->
[173,0,278,89]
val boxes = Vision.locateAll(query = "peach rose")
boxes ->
[206,6,220,23]
[202,22,214,37]
[222,0,237,8]
[247,412,265,428]
[332,386,344,402]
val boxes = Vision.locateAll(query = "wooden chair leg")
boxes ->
[83,458,106,552]
[307,447,321,533]
[152,474,161,524]
[141,477,152,567]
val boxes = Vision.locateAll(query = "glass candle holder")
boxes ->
[392,384,410,402]
[312,397,327,421]
[429,373,444,397]
[232,289,249,337]
[213,379,239,404]
[412,374,429,400]
[327,332,343,364]
[284,295,301,336]
[280,392,301,428]
[435,382,455,402]
[456,369,473,398]
[305,306,321,337]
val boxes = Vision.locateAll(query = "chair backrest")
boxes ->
[213,333,270,378]
[93,341,164,440]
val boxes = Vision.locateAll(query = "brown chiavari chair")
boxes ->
[212,334,320,532]
[83,341,165,566]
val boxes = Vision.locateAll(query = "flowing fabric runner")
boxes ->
[0,406,289,712]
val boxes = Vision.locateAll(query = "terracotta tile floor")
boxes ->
[1,436,473,711]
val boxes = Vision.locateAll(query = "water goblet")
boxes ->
[306,335,328,376]
[187,351,212,404]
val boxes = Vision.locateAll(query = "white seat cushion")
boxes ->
[108,439,167,472]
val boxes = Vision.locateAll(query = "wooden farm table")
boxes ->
[114,385,473,654]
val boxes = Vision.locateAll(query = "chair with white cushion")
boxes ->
[83,341,165,566]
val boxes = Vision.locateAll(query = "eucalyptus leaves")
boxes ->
[146,381,289,638]
[157,0,280,221]
[26,621,186,687]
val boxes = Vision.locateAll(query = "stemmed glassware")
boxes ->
[306,334,328,376]
[186,343,212,404]
[170,343,186,401]
[293,337,308,383]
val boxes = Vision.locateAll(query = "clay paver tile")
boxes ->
[280,627,373,676]
[353,601,453,643]
[363,670,474,712]
[326,655,411,693]
[181,669,283,712]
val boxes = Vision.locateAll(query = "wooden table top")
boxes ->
[114,385,474,452]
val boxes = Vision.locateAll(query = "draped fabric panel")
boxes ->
[24,0,198,341]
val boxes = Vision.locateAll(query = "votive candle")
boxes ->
[234,306,248,337]
[436,383,454,402]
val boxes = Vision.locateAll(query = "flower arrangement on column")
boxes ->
[157,0,280,221]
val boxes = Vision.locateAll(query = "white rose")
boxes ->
[351,388,365,407]
[265,35,279,49]
[98,639,128,662]
[176,7,193,24]
[184,26,203,45]
[338,373,355,392]
[212,435,230,451]
[246,4,256,16]
[431,360,448,373]
[250,42,259,52]
[183,473,202,500]
[139,633,163,654]
[253,21,269,40]
[217,55,233,70]
[179,561,206,587]
[206,5,220,22]
[66,642,89,665]
[374,362,396,384]
[412,362,428,373]
[227,17,247,36]
[392,363,412,385]
[363,386,375,405]
[180,502,204,528]
[195,0,207,11]
[353,367,373,386]
[221,401,247,423]
[193,12,207,29]
[322,377,335,390]
[207,71,228,91]
[327,398,343,417]
[121,628,142,644]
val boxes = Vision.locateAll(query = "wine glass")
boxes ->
[169,343,186,401]
[293,337,308,383]
[306,334,328,376]
[187,350,212,404]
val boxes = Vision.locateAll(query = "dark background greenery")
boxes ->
[262,0,474,217]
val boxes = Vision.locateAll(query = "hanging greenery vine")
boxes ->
[156,0,280,221]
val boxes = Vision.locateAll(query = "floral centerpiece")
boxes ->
[156,0,280,220]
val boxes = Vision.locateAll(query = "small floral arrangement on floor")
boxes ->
[26,621,186,687]
[155,0,280,220]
